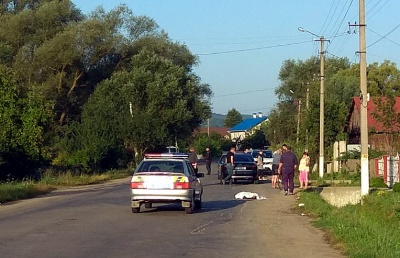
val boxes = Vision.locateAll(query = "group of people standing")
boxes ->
[272,144,310,195]
[189,144,310,195]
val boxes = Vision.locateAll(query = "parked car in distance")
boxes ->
[262,150,273,173]
[250,149,274,175]
[218,153,258,184]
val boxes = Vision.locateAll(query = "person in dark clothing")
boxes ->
[188,147,198,173]
[256,150,264,181]
[223,146,235,185]
[205,147,212,175]
[278,145,298,195]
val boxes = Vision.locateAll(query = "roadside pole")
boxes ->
[359,0,369,196]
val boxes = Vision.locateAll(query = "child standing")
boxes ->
[298,152,310,189]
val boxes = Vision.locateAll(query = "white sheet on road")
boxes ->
[234,192,267,200]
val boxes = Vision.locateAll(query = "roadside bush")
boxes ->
[370,177,387,188]
[393,183,400,192]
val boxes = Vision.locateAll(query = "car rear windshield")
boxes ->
[136,160,185,173]
[235,154,254,162]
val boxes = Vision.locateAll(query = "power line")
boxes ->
[188,36,310,46]
[327,0,353,38]
[367,22,400,48]
[213,87,276,98]
[367,0,389,21]
[321,0,341,36]
[326,51,357,65]
[326,0,354,51]
[197,41,311,56]
[368,53,400,63]
[319,0,337,35]
[367,28,400,48]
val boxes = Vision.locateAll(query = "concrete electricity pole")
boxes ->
[318,37,326,178]
[296,98,301,144]
[359,0,369,196]
[298,27,329,178]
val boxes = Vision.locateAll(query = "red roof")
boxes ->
[352,97,400,132]
[194,127,230,137]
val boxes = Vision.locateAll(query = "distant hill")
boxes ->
[201,113,253,128]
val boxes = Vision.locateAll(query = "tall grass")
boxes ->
[0,169,131,203]
[298,190,400,257]
[0,180,54,203]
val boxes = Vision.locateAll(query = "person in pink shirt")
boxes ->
[298,152,310,189]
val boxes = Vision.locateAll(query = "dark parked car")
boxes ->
[218,153,258,184]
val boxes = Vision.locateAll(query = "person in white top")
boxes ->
[298,152,310,189]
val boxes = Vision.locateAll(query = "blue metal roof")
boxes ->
[228,116,268,132]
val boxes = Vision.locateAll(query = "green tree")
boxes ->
[224,108,242,128]
[0,65,50,179]
[241,129,269,150]
[367,61,400,96]
[194,133,221,159]
[271,56,354,160]
[69,40,211,168]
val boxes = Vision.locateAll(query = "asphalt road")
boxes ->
[0,163,344,258]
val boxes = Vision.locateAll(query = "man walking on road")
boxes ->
[278,145,298,195]
[223,146,235,186]
[205,147,212,175]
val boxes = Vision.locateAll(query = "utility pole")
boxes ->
[296,98,301,144]
[298,27,329,178]
[359,0,369,196]
[306,84,310,147]
[318,36,326,178]
[306,84,310,109]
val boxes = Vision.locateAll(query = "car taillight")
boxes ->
[173,182,190,189]
[130,182,145,189]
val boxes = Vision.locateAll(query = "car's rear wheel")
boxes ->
[131,207,140,213]
[144,203,152,208]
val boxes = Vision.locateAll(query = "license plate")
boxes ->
[145,177,173,189]
[235,167,246,170]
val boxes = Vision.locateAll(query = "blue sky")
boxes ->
[72,0,400,115]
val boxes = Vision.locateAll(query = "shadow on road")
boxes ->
[140,199,246,214]
[199,199,246,212]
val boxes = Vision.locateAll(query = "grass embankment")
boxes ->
[298,190,400,258]
[0,169,132,204]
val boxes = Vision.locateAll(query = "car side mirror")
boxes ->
[197,173,205,178]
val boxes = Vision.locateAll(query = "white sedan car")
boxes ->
[130,153,204,214]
